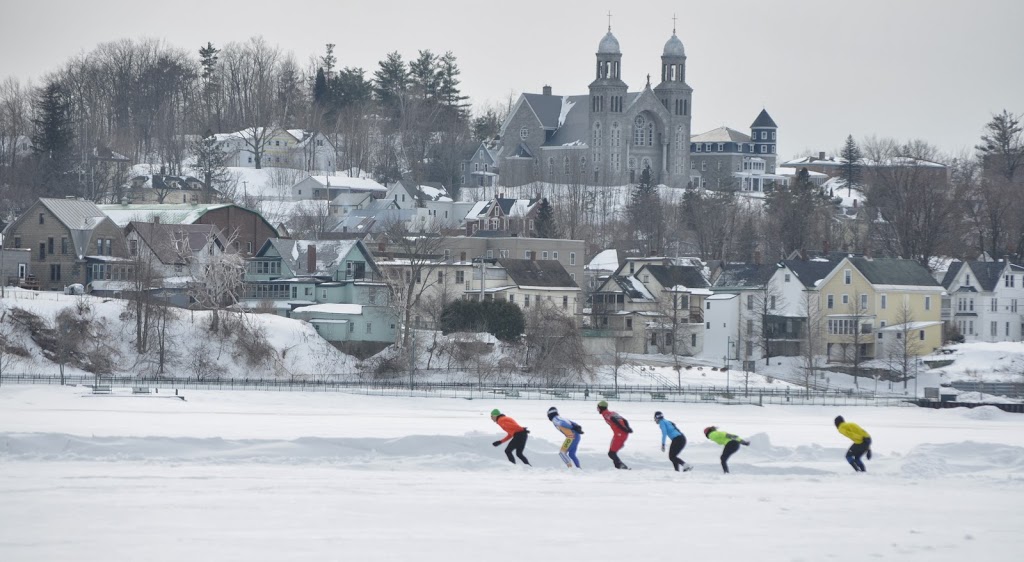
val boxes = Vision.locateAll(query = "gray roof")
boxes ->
[598,31,620,54]
[663,34,685,57]
[499,259,577,288]
[644,264,708,289]
[37,198,115,258]
[713,263,778,289]
[848,257,939,286]
[782,258,843,288]
[692,127,751,144]
[751,109,777,129]
[543,95,590,147]
[264,238,361,277]
[942,260,1024,291]
[522,94,566,130]
[127,222,224,266]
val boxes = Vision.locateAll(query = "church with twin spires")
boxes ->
[463,24,777,191]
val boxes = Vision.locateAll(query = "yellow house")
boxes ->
[817,257,943,363]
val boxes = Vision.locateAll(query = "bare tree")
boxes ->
[800,290,824,396]
[885,301,922,392]
[749,281,786,365]
[522,301,591,385]
[0,308,27,386]
[379,219,447,349]
[187,229,245,334]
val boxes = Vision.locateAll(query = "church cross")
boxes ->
[672,13,677,34]
[607,11,612,31]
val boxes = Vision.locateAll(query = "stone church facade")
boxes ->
[464,27,694,189]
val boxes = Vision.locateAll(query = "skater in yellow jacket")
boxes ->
[834,415,872,472]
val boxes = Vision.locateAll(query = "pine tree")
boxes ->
[198,42,221,130]
[629,166,663,254]
[191,131,230,203]
[437,52,469,118]
[472,110,500,141]
[977,109,1024,182]
[373,51,409,116]
[409,50,439,105]
[839,135,861,196]
[334,67,372,108]
[31,80,75,195]
[313,67,330,107]
[534,198,559,238]
[321,44,337,80]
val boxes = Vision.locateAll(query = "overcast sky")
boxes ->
[1,0,1021,159]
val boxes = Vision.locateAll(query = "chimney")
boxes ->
[307,244,316,273]
[542,85,552,96]
[153,215,160,225]
[818,151,825,160]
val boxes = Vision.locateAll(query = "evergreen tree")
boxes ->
[408,50,439,105]
[31,80,75,195]
[437,51,469,117]
[977,109,1024,182]
[199,42,219,82]
[472,109,501,141]
[765,168,836,256]
[628,166,664,254]
[373,51,409,116]
[839,135,862,196]
[334,67,373,107]
[191,131,230,203]
[313,68,330,108]
[534,198,559,238]
[320,43,337,80]
[198,42,221,130]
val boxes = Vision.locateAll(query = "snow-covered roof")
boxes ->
[307,176,386,192]
[98,203,232,227]
[691,127,751,144]
[292,303,364,315]
[587,249,619,271]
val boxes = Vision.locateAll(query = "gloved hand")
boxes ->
[661,445,666,452]
[866,449,872,460]
[492,440,501,447]
[524,428,530,434]
[741,440,750,446]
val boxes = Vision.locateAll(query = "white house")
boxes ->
[291,174,387,201]
[941,260,1024,342]
[215,128,336,173]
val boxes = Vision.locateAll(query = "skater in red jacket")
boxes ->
[597,400,633,469]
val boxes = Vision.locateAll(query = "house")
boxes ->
[215,128,336,173]
[816,257,943,363]
[1,198,128,291]
[588,257,710,355]
[290,174,387,201]
[941,260,1024,342]
[462,141,500,187]
[122,221,227,290]
[464,196,540,237]
[688,110,782,192]
[98,203,278,257]
[704,262,780,364]
[241,238,392,355]
[0,248,33,289]
[125,175,212,204]
[584,248,620,292]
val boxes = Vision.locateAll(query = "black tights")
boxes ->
[504,431,530,465]
[668,435,687,471]
[721,440,740,473]
[846,437,871,472]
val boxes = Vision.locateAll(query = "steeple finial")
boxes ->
[607,10,612,32]
[672,13,677,34]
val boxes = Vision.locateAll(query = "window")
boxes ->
[760,145,767,154]
[524,295,530,308]
[991,298,998,312]
[844,269,851,284]
[717,143,724,152]
[842,294,849,305]
[366,323,372,334]
[860,294,868,310]
[437,271,444,283]
[704,143,711,152]
[746,319,753,334]
[990,321,997,337]
[1013,299,1018,313]
[761,131,768,140]
[569,252,576,266]
[695,144,701,153]
[651,333,658,345]
[542,251,548,259]
[880,295,887,310]
[520,127,529,140]
[769,296,776,309]
[95,239,102,255]
[1005,274,1016,287]
[563,296,569,309]
[455,271,465,284]
[38,243,45,260]
[1007,322,1011,337]
[13,236,20,248]
[965,274,971,286]
[552,251,558,260]
[746,295,754,310]
[129,239,138,256]
[827,295,834,309]
[49,264,61,281]
[785,273,791,282]
[925,296,931,311]
[349,322,355,333]
[48,237,54,255]
[105,239,111,256]
[39,213,44,224]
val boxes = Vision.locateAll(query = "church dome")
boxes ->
[598,31,620,55]
[663,34,685,57]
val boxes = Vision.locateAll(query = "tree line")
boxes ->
[0,37,482,212]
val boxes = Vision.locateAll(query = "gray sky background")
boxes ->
[1,0,1021,160]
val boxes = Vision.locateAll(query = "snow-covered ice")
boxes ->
[1,385,1023,561]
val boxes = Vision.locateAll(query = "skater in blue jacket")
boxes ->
[654,411,692,472]
[547,406,583,468]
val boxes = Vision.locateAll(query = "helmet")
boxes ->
[597,400,608,411]
[704,426,716,438]
[654,411,664,422]
[834,415,845,428]
[490,409,501,418]
[547,406,559,420]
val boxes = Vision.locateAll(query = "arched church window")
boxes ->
[646,122,654,146]
[634,115,645,146]
[612,122,621,148]
[548,157,555,177]
[593,122,602,148]
[676,126,683,146]
[628,157,637,170]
